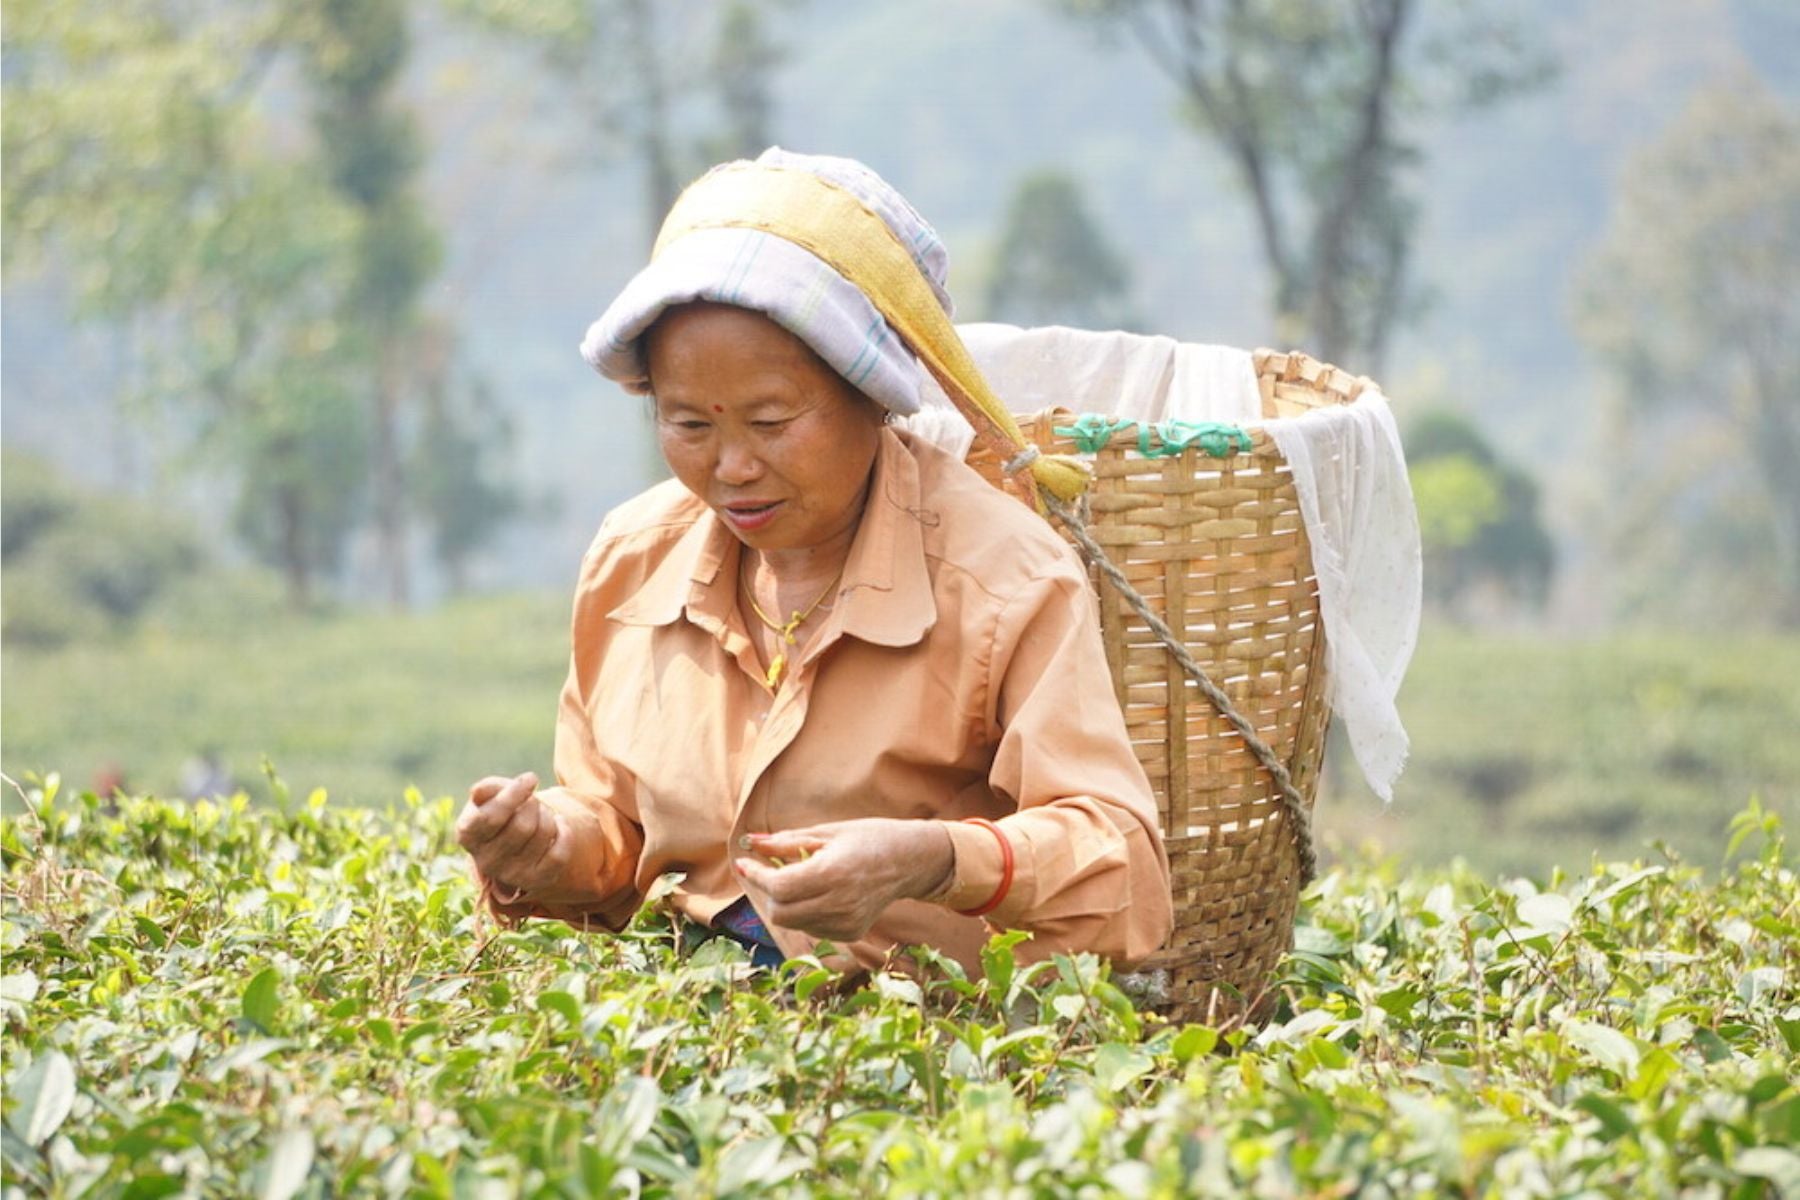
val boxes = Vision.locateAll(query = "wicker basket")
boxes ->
[964,348,1379,1024]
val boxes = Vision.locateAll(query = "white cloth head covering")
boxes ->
[580,147,953,416]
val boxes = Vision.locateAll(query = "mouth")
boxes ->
[720,500,783,531]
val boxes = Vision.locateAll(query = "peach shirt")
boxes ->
[484,428,1172,977]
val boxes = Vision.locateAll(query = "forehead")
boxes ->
[645,303,833,389]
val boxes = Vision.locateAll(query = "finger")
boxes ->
[485,820,553,890]
[468,776,514,806]
[762,894,870,943]
[514,813,566,890]
[738,852,848,908]
[734,855,779,895]
[482,793,546,865]
[461,785,541,857]
[745,830,829,863]
[484,772,538,813]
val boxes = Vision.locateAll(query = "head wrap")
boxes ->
[582,147,1092,507]
[580,147,951,416]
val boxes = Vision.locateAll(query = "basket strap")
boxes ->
[1040,491,1319,886]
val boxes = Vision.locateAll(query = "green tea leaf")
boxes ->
[1736,967,1785,1007]
[792,968,832,1003]
[7,1050,75,1147]
[242,967,280,1034]
[874,974,922,1007]
[1574,1093,1635,1141]
[715,1136,792,1193]
[259,1128,314,1200]
[1564,1020,1640,1078]
[1516,892,1573,933]
[1733,1147,1800,1195]
[0,972,39,1012]
[1092,1042,1152,1094]
[1292,925,1349,956]
[1171,1024,1219,1064]
[537,990,581,1026]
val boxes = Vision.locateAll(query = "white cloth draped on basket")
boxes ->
[903,323,1421,803]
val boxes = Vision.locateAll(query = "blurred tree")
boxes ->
[224,354,371,607]
[703,0,783,164]
[1,0,365,607]
[301,0,444,608]
[0,450,79,563]
[986,169,1136,329]
[1059,0,1551,373]
[407,323,523,593]
[1,450,203,647]
[1575,75,1800,626]
[1405,410,1555,618]
[446,0,789,248]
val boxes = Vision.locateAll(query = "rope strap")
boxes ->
[1001,444,1041,476]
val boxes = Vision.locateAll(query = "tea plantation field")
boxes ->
[2,780,1795,1197]
[4,593,1798,875]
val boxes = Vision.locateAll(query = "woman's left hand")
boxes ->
[734,819,955,943]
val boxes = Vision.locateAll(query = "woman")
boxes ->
[456,149,1171,978]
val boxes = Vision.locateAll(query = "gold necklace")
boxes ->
[741,559,840,691]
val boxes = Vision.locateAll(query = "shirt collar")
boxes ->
[833,428,937,648]
[607,428,936,649]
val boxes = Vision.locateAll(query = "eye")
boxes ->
[751,418,791,431]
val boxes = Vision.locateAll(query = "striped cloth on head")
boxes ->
[580,148,953,417]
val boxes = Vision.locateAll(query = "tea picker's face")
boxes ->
[647,302,885,555]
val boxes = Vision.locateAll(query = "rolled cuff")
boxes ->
[935,819,1020,921]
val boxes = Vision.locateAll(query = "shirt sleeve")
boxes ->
[477,552,647,930]
[933,563,1173,966]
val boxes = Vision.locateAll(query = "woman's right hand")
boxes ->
[455,772,569,897]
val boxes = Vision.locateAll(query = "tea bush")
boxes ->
[1,778,1795,1198]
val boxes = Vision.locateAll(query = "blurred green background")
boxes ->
[4,0,1797,876]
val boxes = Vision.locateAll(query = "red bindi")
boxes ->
[712,404,723,413]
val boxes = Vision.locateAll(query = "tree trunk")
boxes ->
[372,342,410,608]
[277,481,312,610]
[1305,0,1409,369]
[621,0,679,249]
[1750,372,1800,624]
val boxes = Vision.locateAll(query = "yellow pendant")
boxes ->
[765,652,786,691]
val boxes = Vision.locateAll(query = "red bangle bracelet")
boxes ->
[954,817,1014,918]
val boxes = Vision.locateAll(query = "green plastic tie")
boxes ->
[1053,415,1252,458]
[1160,420,1253,458]
[1052,414,1137,453]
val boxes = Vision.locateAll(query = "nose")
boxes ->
[714,435,764,487]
